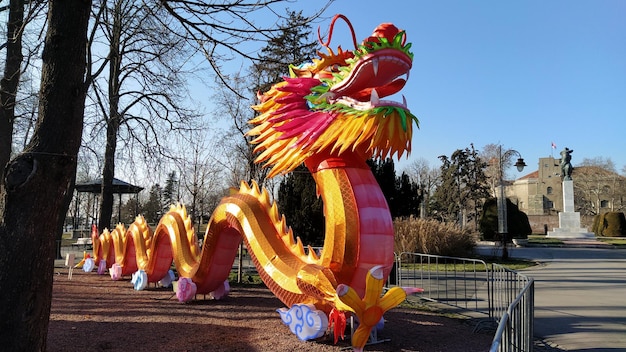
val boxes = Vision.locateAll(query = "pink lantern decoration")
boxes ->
[176,277,197,302]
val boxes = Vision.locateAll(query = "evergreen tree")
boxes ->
[143,184,163,224]
[432,145,490,228]
[120,197,141,224]
[215,11,318,191]
[277,165,324,246]
[368,158,397,214]
[250,10,318,94]
[163,171,178,209]
[259,11,322,245]
[367,158,421,218]
[395,172,421,217]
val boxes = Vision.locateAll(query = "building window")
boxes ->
[547,186,553,195]
[600,200,609,208]
[546,200,554,209]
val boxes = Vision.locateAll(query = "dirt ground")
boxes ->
[47,268,493,352]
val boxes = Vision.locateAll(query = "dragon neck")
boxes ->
[305,150,394,295]
[304,149,369,172]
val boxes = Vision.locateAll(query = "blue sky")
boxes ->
[289,0,626,175]
[201,0,625,179]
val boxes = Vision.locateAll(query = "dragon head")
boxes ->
[249,15,418,178]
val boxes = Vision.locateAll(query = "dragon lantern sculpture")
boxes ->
[91,15,420,351]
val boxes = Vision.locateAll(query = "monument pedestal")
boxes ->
[547,180,594,239]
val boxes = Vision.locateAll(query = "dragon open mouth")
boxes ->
[329,48,412,110]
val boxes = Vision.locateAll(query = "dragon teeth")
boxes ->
[370,88,380,105]
[372,57,378,76]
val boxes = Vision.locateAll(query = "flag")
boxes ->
[551,142,556,149]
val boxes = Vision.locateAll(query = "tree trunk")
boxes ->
[98,4,122,232]
[98,120,118,231]
[0,0,25,212]
[0,1,91,350]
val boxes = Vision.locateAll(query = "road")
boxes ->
[477,245,626,352]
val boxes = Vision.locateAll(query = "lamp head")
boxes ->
[515,158,526,172]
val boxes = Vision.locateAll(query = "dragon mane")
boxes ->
[248,16,419,178]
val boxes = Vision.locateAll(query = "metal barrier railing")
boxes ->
[395,252,491,314]
[490,277,534,352]
[394,253,534,352]
[490,263,531,320]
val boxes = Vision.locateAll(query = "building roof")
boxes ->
[517,170,539,180]
[75,178,144,194]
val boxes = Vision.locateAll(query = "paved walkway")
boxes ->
[477,244,626,352]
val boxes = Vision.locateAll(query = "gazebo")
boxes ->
[74,178,144,231]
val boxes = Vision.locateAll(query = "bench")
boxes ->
[71,237,92,249]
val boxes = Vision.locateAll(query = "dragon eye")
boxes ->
[328,64,341,72]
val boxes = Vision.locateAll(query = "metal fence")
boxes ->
[394,252,491,315]
[394,252,534,351]
[490,263,531,320]
[489,264,534,352]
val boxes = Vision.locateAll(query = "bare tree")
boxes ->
[480,143,522,197]
[0,3,333,347]
[176,135,226,228]
[0,1,91,349]
[157,0,332,94]
[579,156,616,172]
[574,158,625,214]
[0,0,26,194]
[69,150,104,230]
[0,0,46,210]
[211,72,265,187]
[405,157,440,218]
[212,10,319,193]
[86,0,201,231]
[86,1,332,231]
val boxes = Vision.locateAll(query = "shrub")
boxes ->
[597,212,626,237]
[393,216,476,257]
[591,214,601,235]
[479,198,532,241]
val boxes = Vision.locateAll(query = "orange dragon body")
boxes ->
[92,15,419,349]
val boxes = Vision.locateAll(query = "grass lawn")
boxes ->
[528,234,563,245]
[598,237,626,247]
[398,255,537,272]
[529,234,626,247]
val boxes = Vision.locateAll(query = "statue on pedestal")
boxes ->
[560,147,573,180]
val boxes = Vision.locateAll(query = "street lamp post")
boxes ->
[497,145,526,260]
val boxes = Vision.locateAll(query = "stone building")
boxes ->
[504,156,625,233]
